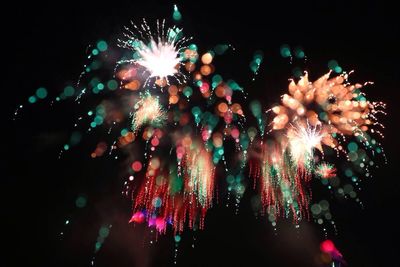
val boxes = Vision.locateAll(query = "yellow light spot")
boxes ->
[201,53,213,64]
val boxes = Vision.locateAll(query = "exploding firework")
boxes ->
[287,122,324,165]
[315,163,336,179]
[270,71,386,153]
[123,51,248,232]
[131,92,166,133]
[249,123,325,221]
[114,19,248,233]
[251,71,386,223]
[117,19,192,87]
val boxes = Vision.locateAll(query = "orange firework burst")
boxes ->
[251,70,386,223]
[270,71,386,153]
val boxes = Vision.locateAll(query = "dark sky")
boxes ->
[4,1,400,266]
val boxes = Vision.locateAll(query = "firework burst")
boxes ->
[270,71,386,154]
[287,122,324,165]
[251,71,386,223]
[315,163,336,179]
[118,19,192,87]
[116,22,245,233]
[131,92,166,133]
[129,137,215,233]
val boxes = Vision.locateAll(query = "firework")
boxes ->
[175,138,215,230]
[16,4,387,246]
[129,138,215,233]
[251,71,385,223]
[249,123,324,221]
[270,71,386,153]
[180,140,214,209]
[250,140,310,221]
[287,122,324,165]
[117,19,192,87]
[131,92,166,133]
[118,23,246,233]
[315,163,336,179]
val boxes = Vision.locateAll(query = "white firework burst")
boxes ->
[118,19,191,87]
[287,121,324,163]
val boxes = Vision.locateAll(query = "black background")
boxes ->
[3,0,400,266]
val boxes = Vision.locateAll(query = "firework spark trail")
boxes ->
[250,138,312,222]
[129,138,215,233]
[182,142,215,209]
[174,139,215,231]
[249,122,325,221]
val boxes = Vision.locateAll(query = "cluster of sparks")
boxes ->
[117,19,191,87]
[131,92,166,133]
[19,8,387,241]
[315,163,337,179]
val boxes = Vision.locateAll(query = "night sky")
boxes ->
[4,1,400,266]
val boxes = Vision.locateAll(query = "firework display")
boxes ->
[16,5,386,250]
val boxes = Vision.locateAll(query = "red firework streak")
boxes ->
[250,140,311,222]
[130,138,215,233]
